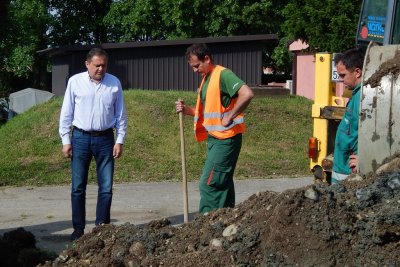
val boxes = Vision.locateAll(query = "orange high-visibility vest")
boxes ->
[194,65,246,142]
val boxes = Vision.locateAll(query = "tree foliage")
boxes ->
[273,0,362,69]
[0,0,49,96]
[3,0,49,75]
[0,0,10,67]
[104,0,166,42]
[204,0,282,36]
[158,0,211,39]
[48,0,112,45]
[104,0,288,41]
[282,0,362,51]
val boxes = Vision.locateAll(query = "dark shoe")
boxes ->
[70,229,84,241]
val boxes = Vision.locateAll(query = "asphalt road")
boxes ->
[0,177,313,254]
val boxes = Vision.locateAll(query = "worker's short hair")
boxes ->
[185,43,213,62]
[86,47,109,62]
[334,47,365,71]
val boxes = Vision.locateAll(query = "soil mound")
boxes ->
[39,166,400,266]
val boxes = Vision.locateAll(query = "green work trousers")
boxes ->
[199,134,242,213]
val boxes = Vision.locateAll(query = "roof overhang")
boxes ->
[37,34,278,57]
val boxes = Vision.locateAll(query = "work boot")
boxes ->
[70,229,84,241]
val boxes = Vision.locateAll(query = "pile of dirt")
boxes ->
[38,162,400,266]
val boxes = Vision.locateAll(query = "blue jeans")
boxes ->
[71,129,114,230]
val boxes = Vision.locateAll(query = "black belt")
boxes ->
[73,126,113,136]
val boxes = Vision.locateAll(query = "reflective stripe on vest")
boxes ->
[194,65,246,142]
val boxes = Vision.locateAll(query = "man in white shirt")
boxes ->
[59,47,127,241]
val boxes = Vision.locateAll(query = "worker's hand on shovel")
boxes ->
[175,99,185,113]
[175,99,195,116]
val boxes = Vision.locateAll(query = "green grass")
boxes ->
[0,90,313,186]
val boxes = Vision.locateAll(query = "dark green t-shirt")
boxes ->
[200,68,245,108]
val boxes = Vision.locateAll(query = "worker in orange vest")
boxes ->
[176,43,254,213]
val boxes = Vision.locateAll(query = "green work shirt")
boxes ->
[200,68,245,108]
[333,83,361,175]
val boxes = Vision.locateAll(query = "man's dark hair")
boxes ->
[185,43,212,61]
[334,47,365,71]
[86,47,109,61]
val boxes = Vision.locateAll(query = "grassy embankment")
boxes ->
[0,90,313,187]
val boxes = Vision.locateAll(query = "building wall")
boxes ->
[52,55,71,97]
[289,39,347,101]
[295,54,315,100]
[294,53,347,101]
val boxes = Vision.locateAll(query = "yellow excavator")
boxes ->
[308,0,400,183]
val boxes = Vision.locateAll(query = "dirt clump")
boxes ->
[37,163,400,267]
[0,227,56,267]
[365,49,400,88]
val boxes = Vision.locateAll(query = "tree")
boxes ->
[0,0,50,95]
[48,0,112,45]
[273,0,363,69]
[0,1,10,45]
[0,0,10,96]
[204,0,286,36]
[158,0,212,39]
[104,0,289,41]
[104,0,166,42]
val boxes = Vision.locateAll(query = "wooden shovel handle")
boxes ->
[178,99,189,223]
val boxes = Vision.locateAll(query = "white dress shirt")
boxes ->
[59,71,127,145]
